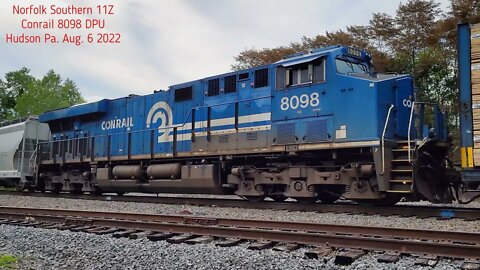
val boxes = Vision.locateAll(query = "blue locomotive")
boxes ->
[30,45,460,205]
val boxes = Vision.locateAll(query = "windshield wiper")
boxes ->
[340,55,354,72]
[359,64,368,73]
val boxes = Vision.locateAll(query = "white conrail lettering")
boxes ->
[101,117,134,130]
[402,99,412,108]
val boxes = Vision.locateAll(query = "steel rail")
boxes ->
[0,206,479,260]
[2,190,479,220]
[0,206,479,243]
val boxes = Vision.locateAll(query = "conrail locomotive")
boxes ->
[13,36,480,205]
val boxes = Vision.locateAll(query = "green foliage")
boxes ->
[0,254,17,269]
[0,68,34,121]
[0,68,85,121]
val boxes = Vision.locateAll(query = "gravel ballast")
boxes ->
[0,194,478,232]
[0,224,466,270]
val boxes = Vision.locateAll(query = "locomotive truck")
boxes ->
[10,23,480,205]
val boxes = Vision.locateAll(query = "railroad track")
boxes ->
[2,190,480,221]
[0,206,479,266]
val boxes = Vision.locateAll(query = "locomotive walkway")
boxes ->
[2,190,480,220]
[0,206,479,265]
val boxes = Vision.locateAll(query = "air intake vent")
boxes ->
[276,123,295,144]
[219,135,229,143]
[306,120,328,142]
[247,132,257,140]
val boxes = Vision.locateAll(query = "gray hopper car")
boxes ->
[0,117,50,189]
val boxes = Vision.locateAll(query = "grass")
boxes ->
[0,255,17,269]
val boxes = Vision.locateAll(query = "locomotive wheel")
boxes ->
[51,184,62,194]
[318,194,339,204]
[244,196,265,202]
[293,197,317,204]
[317,190,339,204]
[70,188,83,195]
[70,184,83,195]
[354,195,402,207]
[270,195,287,202]
[92,187,103,196]
[36,182,45,193]
[14,180,24,192]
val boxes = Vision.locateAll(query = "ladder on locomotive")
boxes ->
[387,140,415,193]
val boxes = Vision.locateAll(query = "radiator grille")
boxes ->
[246,132,257,140]
[306,120,328,142]
[219,135,229,143]
[276,123,295,144]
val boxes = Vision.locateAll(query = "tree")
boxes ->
[231,29,388,71]
[393,0,442,58]
[0,69,85,121]
[368,13,396,54]
[0,68,35,121]
[449,0,480,23]
[232,46,297,71]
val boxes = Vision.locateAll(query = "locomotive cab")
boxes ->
[269,46,457,205]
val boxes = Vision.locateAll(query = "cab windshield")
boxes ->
[335,57,371,75]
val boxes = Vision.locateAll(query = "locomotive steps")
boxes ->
[388,140,416,193]
[0,206,479,266]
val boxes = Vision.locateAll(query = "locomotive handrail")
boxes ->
[36,95,275,161]
[407,101,415,163]
[38,95,274,144]
[381,104,394,175]
[193,95,272,110]
[406,101,436,162]
[29,145,39,171]
[173,107,194,130]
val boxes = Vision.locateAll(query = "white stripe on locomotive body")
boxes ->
[156,112,271,143]
[164,125,271,143]
[174,112,271,131]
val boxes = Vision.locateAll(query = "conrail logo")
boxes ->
[101,117,134,130]
[146,101,173,143]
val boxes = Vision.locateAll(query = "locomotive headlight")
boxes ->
[346,47,362,58]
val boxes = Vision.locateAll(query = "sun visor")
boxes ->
[280,54,324,67]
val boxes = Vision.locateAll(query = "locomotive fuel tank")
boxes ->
[96,164,223,194]
[112,165,144,179]
[146,163,181,179]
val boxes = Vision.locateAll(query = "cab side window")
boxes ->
[276,58,325,90]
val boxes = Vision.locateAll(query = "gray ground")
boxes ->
[0,225,466,270]
[0,194,477,269]
[0,194,478,232]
